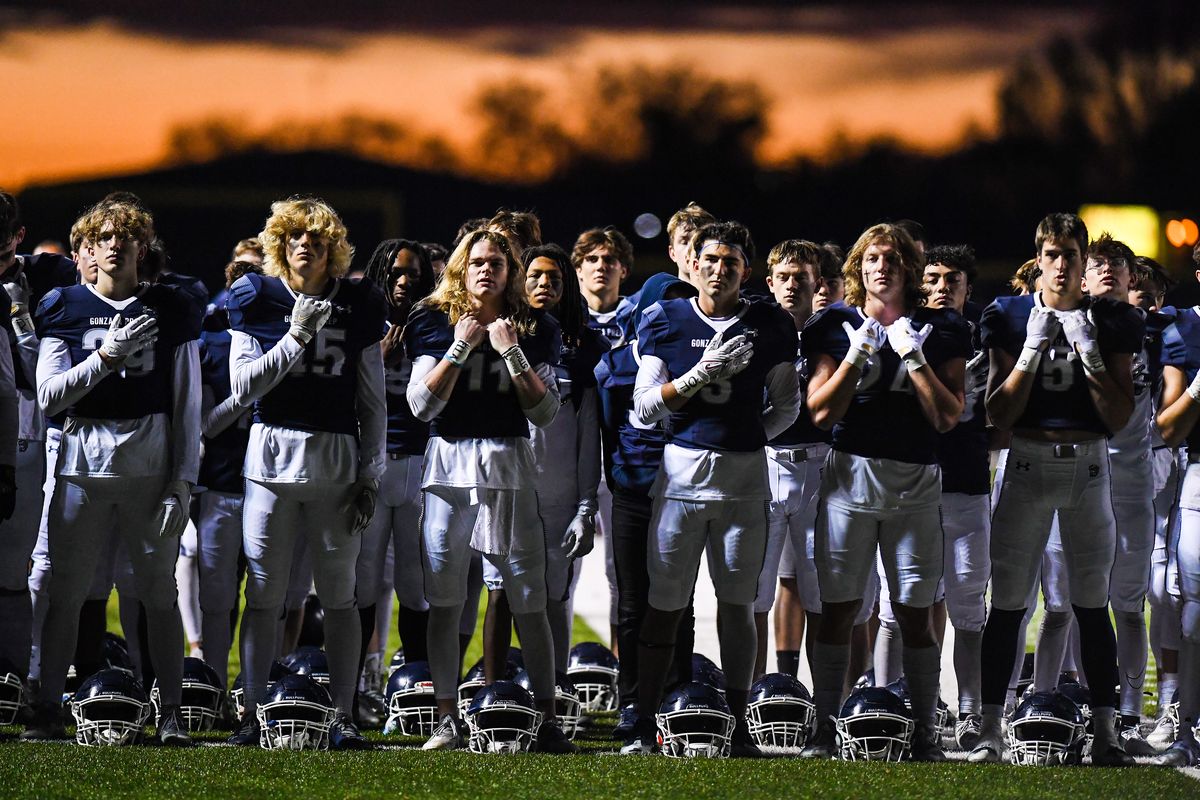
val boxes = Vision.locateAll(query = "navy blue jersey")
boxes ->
[226,273,387,436]
[937,323,989,494]
[34,283,202,420]
[3,253,76,307]
[1161,307,1200,450]
[198,328,249,493]
[1144,309,1171,398]
[157,272,209,311]
[383,346,430,457]
[587,305,625,347]
[637,298,798,452]
[803,305,972,465]
[404,304,561,440]
[770,328,831,447]
[980,294,1145,435]
[596,343,667,494]
[554,324,608,411]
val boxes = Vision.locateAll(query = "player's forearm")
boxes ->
[0,341,17,467]
[13,328,38,388]
[516,363,557,428]
[202,394,247,438]
[170,342,202,485]
[985,371,1035,431]
[633,355,675,423]
[806,362,858,430]
[908,368,963,433]
[355,344,387,482]
[1156,395,1200,448]
[575,389,602,510]
[36,336,110,416]
[229,331,304,406]
[761,363,801,440]
[1086,372,1134,434]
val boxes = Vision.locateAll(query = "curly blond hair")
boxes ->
[842,223,925,309]
[423,228,534,336]
[74,200,154,248]
[259,197,354,279]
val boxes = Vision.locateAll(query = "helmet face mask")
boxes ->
[255,674,335,751]
[656,681,735,759]
[567,643,619,713]
[150,657,223,732]
[0,663,24,725]
[465,681,542,754]
[746,673,815,749]
[514,669,582,739]
[1007,691,1086,766]
[385,661,438,736]
[836,687,914,762]
[70,669,152,747]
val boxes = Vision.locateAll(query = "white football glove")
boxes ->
[4,273,32,336]
[842,318,887,369]
[156,480,191,539]
[1058,309,1104,373]
[288,296,332,345]
[341,477,380,535]
[562,512,596,559]
[1023,305,1059,351]
[672,331,754,397]
[99,313,158,362]
[886,317,933,371]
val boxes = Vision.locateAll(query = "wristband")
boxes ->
[901,350,928,373]
[443,338,473,367]
[1078,347,1106,375]
[843,347,871,370]
[501,345,531,377]
[12,312,34,337]
[1014,347,1041,374]
[1187,377,1200,403]
[671,369,707,398]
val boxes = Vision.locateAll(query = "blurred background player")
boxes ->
[225,197,386,749]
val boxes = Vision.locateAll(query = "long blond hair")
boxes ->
[423,228,534,335]
[842,223,925,309]
[259,197,354,279]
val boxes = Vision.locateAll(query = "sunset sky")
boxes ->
[0,3,1099,190]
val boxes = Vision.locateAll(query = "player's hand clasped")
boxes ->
[156,479,191,539]
[886,317,933,372]
[99,312,158,366]
[443,314,487,367]
[672,331,754,398]
[1058,309,1105,374]
[841,318,886,369]
[488,318,531,377]
[288,295,332,345]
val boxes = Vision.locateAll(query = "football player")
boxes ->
[666,202,716,286]
[802,223,968,761]
[1151,242,1200,766]
[813,242,845,312]
[623,220,801,757]
[225,197,386,750]
[404,228,575,753]
[26,199,202,745]
[355,239,434,679]
[573,226,632,347]
[924,245,990,748]
[596,272,700,741]
[195,258,263,695]
[972,213,1142,765]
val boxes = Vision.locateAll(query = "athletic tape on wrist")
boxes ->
[844,346,871,370]
[12,313,33,337]
[1187,380,1200,404]
[501,345,531,376]
[902,351,928,373]
[1080,348,1106,375]
[672,371,707,398]
[1014,347,1042,374]
[443,338,473,367]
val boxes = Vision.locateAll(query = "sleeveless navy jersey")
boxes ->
[936,323,990,494]
[1161,306,1200,450]
[226,273,387,437]
[770,328,832,447]
[637,298,798,452]
[198,328,250,493]
[980,294,1144,435]
[383,343,430,457]
[404,304,561,440]
[596,343,667,494]
[803,305,972,465]
[33,282,203,420]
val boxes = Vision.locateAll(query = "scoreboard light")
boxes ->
[1078,204,1161,260]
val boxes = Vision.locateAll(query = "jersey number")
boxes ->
[855,353,911,393]
[697,378,732,405]
[290,328,347,378]
[1040,351,1075,392]
[462,352,512,394]
[83,328,154,376]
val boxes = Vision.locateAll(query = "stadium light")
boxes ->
[1078,205,1161,260]
[1166,218,1199,248]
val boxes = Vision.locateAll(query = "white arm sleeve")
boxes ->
[761,361,802,441]
[355,342,387,482]
[406,355,446,422]
[574,387,601,515]
[171,340,202,485]
[13,328,38,389]
[202,392,247,439]
[36,336,110,417]
[633,354,672,426]
[0,332,17,467]
[229,329,305,406]
[523,362,559,429]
